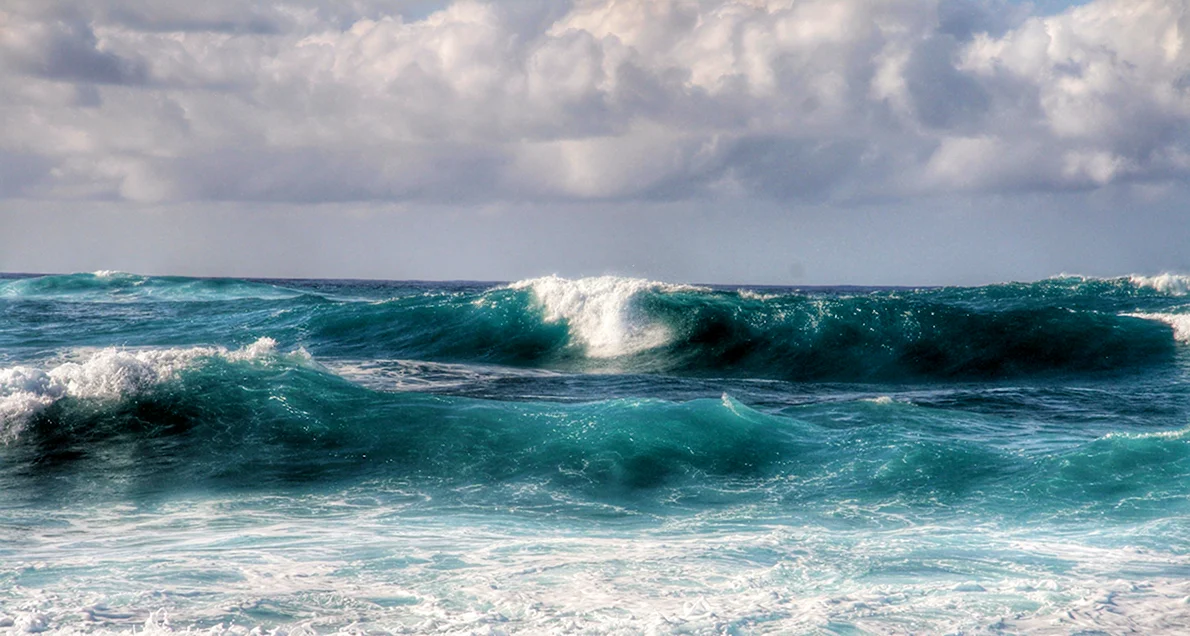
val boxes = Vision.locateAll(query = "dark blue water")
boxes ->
[2,272,1189,634]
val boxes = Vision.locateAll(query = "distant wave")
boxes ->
[1128,273,1190,295]
[507,275,708,358]
[0,272,308,301]
[1047,272,1190,295]
[2,273,1186,382]
[500,275,1179,379]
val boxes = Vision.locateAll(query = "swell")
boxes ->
[2,273,1187,382]
[304,276,1183,381]
[1,349,809,495]
[2,349,1189,520]
[0,271,309,301]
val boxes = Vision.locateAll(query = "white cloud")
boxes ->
[0,0,1187,203]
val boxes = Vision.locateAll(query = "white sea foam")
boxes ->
[326,358,558,393]
[1124,313,1190,343]
[737,289,781,301]
[1104,425,1190,441]
[0,338,279,443]
[1050,273,1190,295]
[1129,274,1190,295]
[509,276,706,358]
[6,504,1190,635]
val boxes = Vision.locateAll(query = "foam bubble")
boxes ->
[1124,313,1190,343]
[509,276,705,358]
[0,338,280,443]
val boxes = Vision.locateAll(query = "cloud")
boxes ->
[0,0,1187,204]
[0,14,148,84]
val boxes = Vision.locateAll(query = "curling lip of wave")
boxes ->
[508,275,708,358]
[1124,313,1190,343]
[1128,273,1190,295]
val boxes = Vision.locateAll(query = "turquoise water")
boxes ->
[1,272,1189,633]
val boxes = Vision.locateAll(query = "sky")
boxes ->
[0,0,1187,285]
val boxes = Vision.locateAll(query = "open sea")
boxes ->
[2,271,1189,634]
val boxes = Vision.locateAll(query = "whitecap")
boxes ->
[508,275,706,358]
[1123,313,1190,343]
[0,338,281,443]
[1048,273,1190,296]
[1129,274,1190,296]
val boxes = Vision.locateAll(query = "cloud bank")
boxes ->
[1,0,1188,204]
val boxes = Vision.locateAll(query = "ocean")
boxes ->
[1,271,1189,634]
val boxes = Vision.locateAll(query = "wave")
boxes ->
[508,275,707,358]
[1031,273,1190,297]
[3,273,1187,382]
[1,348,816,494]
[1128,273,1190,295]
[1124,313,1190,343]
[307,275,1181,380]
[0,272,307,301]
[2,348,1189,518]
[0,338,291,442]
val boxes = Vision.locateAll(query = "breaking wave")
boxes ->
[508,275,707,358]
[310,275,1182,380]
[1128,273,1190,295]
[2,273,1187,383]
[0,347,1184,521]
[0,338,289,442]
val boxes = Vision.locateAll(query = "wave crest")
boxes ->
[1124,313,1190,343]
[509,275,705,358]
[1129,273,1190,295]
[0,338,281,442]
[1050,272,1190,295]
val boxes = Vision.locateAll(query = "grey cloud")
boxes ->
[1,19,148,85]
[715,137,875,202]
[0,0,1187,205]
[904,36,991,130]
[937,0,1030,40]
